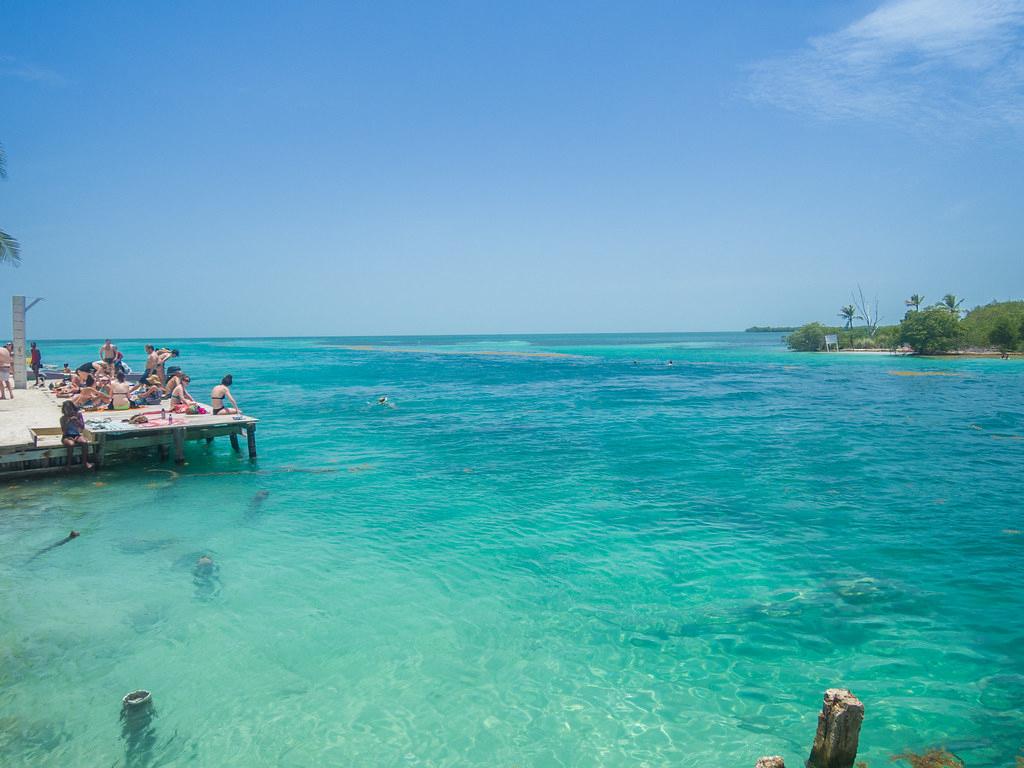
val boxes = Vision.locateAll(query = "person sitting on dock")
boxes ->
[110,371,134,411]
[60,401,93,470]
[163,370,184,399]
[210,375,241,415]
[170,375,196,410]
[131,375,163,407]
[73,375,112,410]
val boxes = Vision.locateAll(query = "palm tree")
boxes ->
[0,143,21,267]
[838,304,856,329]
[905,294,924,312]
[941,293,964,316]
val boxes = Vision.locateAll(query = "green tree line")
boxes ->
[786,294,1024,354]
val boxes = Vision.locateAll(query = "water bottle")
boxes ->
[161,408,166,422]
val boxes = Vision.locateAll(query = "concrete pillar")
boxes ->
[12,295,27,389]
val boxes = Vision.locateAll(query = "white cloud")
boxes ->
[747,0,1024,131]
[0,55,66,86]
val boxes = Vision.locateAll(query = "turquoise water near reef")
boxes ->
[2,333,1023,767]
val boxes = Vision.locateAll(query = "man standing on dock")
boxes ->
[0,341,13,399]
[99,339,116,366]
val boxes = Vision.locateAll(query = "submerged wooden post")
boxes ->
[246,425,257,460]
[807,689,864,768]
[755,757,785,768]
[229,433,241,453]
[93,434,106,468]
[172,428,185,465]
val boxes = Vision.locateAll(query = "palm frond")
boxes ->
[0,143,6,180]
[0,229,21,266]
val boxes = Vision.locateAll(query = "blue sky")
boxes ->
[1,0,1022,338]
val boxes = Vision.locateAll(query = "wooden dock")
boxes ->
[0,388,259,479]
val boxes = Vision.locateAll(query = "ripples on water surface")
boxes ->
[2,333,1022,766]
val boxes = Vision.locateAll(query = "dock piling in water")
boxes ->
[246,425,257,459]
[806,688,864,768]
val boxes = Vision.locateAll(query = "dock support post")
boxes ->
[94,434,106,468]
[246,425,257,460]
[229,433,240,452]
[807,689,863,768]
[172,428,185,465]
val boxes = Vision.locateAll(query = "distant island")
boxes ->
[785,293,1024,355]
[745,326,798,333]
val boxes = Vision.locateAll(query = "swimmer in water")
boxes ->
[378,396,388,405]
[29,530,80,561]
[192,554,221,600]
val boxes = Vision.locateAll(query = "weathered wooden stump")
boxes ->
[756,756,785,768]
[246,425,257,460]
[172,428,186,465]
[806,688,863,768]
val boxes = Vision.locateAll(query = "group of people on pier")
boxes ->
[39,340,243,416]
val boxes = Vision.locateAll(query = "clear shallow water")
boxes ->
[2,333,1022,767]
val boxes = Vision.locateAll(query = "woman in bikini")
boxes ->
[60,401,93,470]
[170,375,195,410]
[72,375,112,410]
[210,374,241,415]
[109,371,134,410]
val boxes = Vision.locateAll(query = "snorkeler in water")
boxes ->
[192,555,221,600]
[29,530,80,561]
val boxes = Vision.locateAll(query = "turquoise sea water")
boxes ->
[2,333,1022,767]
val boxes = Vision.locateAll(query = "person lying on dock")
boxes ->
[60,401,93,470]
[210,375,241,415]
